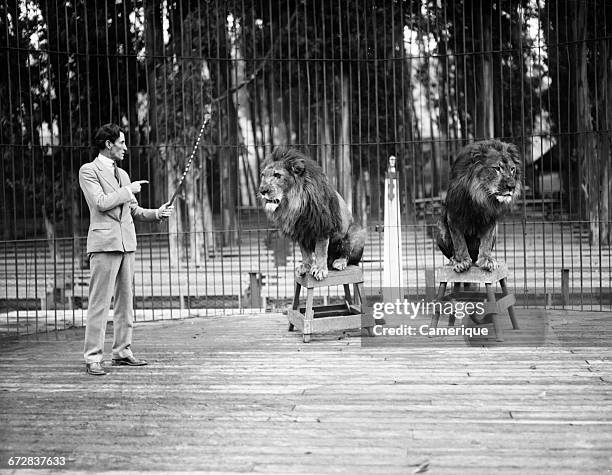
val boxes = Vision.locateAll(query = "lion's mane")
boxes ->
[262,147,344,252]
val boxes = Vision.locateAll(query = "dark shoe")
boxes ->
[112,355,148,366]
[86,362,107,376]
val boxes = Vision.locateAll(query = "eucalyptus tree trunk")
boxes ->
[182,162,202,266]
[597,43,611,244]
[0,151,9,239]
[144,1,164,206]
[319,101,335,189]
[356,172,368,228]
[71,191,87,268]
[216,29,239,246]
[42,205,56,263]
[219,139,239,247]
[572,4,599,245]
[403,48,416,224]
[164,145,183,267]
[198,153,216,256]
[474,0,494,140]
[338,73,352,214]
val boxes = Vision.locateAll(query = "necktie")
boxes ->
[113,162,121,185]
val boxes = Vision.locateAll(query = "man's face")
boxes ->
[107,131,127,161]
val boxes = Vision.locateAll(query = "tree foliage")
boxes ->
[1,0,610,245]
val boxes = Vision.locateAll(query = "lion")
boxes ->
[259,147,366,281]
[436,139,522,273]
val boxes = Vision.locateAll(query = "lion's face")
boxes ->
[259,161,293,214]
[473,144,522,206]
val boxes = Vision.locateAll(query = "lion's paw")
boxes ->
[476,256,498,272]
[310,264,328,280]
[332,258,348,271]
[452,257,472,273]
[296,263,311,275]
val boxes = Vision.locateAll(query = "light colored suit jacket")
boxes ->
[79,157,160,253]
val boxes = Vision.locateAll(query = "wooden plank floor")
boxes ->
[1,310,611,474]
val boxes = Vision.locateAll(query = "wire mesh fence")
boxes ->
[1,0,611,335]
[2,221,610,335]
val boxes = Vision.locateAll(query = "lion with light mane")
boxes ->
[259,147,366,281]
[437,139,522,273]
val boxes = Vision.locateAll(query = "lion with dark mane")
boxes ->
[437,139,522,273]
[259,147,366,280]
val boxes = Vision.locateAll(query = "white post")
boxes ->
[383,156,404,303]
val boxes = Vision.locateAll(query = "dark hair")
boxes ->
[93,123,123,151]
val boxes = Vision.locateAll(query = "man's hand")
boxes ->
[127,180,149,194]
[157,201,174,220]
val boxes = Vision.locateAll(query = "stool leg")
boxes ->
[499,278,519,330]
[303,287,314,343]
[445,283,462,326]
[343,284,353,308]
[356,282,374,336]
[363,283,383,325]
[430,282,447,329]
[446,283,462,327]
[486,283,504,342]
[289,282,301,332]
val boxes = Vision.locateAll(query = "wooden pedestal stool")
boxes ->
[429,263,519,342]
[287,265,375,343]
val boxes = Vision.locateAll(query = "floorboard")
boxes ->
[0,310,611,473]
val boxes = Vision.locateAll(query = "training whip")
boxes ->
[167,108,212,206]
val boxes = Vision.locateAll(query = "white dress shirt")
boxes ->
[97,153,136,201]
[96,153,115,171]
[96,153,160,219]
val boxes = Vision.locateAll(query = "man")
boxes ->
[79,123,174,376]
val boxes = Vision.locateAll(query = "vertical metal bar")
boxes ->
[516,5,530,308]
[180,0,191,316]
[558,0,566,308]
[561,268,570,308]
[12,2,21,243]
[3,241,7,332]
[235,0,243,312]
[1,0,11,243]
[543,0,558,305]
[75,3,86,326]
[146,234,152,321]
[8,0,20,331]
[589,5,597,312]
[605,3,611,312]
[63,0,76,327]
[579,219,584,311]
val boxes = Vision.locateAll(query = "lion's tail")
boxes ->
[328,223,366,266]
[346,224,366,265]
[436,211,455,260]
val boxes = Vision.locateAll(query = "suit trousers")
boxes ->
[84,251,135,363]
